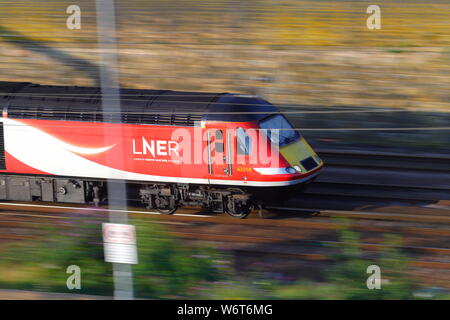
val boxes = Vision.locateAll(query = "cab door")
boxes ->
[207,129,234,181]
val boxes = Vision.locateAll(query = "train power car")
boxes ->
[0,81,323,218]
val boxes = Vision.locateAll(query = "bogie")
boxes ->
[139,183,253,218]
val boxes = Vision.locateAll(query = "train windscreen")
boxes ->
[260,114,301,147]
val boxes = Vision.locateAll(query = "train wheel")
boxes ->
[155,195,178,215]
[225,203,251,218]
[225,188,252,219]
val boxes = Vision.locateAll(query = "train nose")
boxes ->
[279,138,323,173]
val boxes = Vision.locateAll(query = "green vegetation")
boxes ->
[324,229,416,299]
[0,219,224,298]
[1,217,447,299]
[240,226,421,300]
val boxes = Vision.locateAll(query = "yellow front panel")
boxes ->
[279,138,322,172]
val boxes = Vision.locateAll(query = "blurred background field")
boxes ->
[0,0,449,110]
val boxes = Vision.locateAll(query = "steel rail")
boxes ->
[1,201,450,225]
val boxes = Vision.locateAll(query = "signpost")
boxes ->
[103,223,138,265]
[96,0,135,299]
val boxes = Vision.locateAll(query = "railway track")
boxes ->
[0,202,449,255]
[316,149,450,172]
[304,181,450,202]
[283,149,450,214]
[268,207,450,224]
[0,201,449,225]
[0,205,448,261]
[0,200,449,288]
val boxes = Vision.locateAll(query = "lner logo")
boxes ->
[132,137,180,157]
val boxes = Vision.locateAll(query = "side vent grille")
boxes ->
[8,106,201,126]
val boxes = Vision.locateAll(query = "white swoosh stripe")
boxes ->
[61,142,114,155]
[254,167,290,175]
[2,118,177,181]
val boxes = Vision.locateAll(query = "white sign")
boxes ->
[102,223,138,264]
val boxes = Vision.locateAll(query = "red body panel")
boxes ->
[1,118,320,187]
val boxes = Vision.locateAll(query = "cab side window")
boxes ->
[237,127,252,155]
[215,130,224,152]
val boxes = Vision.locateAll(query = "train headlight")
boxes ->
[285,167,297,174]
[293,165,302,172]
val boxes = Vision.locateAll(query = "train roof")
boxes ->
[0,82,279,126]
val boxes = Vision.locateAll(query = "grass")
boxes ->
[0,219,226,298]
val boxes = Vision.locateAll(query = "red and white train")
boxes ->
[0,81,323,218]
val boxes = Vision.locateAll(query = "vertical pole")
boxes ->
[95,0,133,300]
